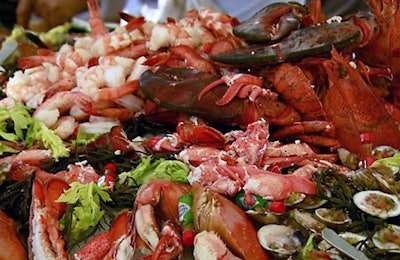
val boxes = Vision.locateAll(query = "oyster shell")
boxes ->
[353,190,400,219]
[257,224,301,257]
[372,224,400,253]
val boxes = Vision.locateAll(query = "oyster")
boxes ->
[353,190,400,219]
[257,224,301,257]
[372,224,400,253]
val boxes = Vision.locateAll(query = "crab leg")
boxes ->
[211,13,379,67]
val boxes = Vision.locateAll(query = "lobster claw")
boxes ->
[212,13,379,67]
[233,2,307,43]
[139,68,244,122]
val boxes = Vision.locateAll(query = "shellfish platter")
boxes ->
[0,0,400,259]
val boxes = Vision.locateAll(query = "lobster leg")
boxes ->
[211,13,379,67]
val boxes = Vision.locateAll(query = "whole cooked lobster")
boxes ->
[139,0,400,155]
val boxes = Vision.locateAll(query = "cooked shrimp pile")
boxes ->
[2,0,242,140]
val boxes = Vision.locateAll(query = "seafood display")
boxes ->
[0,0,400,259]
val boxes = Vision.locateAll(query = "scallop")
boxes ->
[372,224,400,253]
[257,224,301,257]
[353,190,400,219]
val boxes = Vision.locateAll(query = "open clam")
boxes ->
[353,190,400,219]
[372,145,399,160]
[339,232,368,250]
[372,224,400,253]
[289,209,326,235]
[257,224,302,257]
[297,189,331,210]
[315,208,351,229]
[246,209,280,225]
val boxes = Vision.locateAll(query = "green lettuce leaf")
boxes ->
[70,127,101,147]
[0,142,19,156]
[118,157,190,185]
[56,182,112,246]
[0,102,31,142]
[27,119,70,160]
[371,153,400,173]
[0,102,69,159]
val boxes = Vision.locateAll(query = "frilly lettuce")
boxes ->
[56,182,111,247]
[71,127,102,147]
[371,153,400,173]
[118,157,190,185]
[0,102,69,160]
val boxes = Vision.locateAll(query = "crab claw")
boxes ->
[191,182,269,259]
[233,2,307,43]
[212,13,379,67]
[193,230,241,260]
[75,210,136,260]
[152,220,183,260]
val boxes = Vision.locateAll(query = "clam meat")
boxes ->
[353,190,400,219]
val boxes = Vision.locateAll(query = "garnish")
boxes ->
[71,127,102,147]
[0,102,69,160]
[27,119,70,160]
[118,156,190,185]
[56,182,112,248]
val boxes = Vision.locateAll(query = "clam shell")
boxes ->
[246,209,280,225]
[257,224,301,256]
[339,232,368,250]
[372,224,400,253]
[291,208,326,234]
[315,208,351,227]
[297,189,331,209]
[353,190,400,219]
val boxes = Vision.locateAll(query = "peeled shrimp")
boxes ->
[74,0,150,57]
[33,91,91,128]
[5,64,62,108]
[76,56,135,97]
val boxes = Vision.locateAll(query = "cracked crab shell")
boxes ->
[191,182,269,259]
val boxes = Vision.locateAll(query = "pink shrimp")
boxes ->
[18,49,56,69]
[18,46,92,75]
[87,0,108,35]
[91,107,134,121]
[33,91,92,129]
[94,79,139,102]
